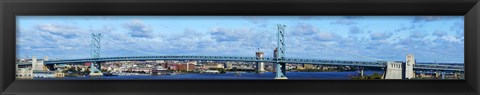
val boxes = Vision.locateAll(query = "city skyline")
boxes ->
[16,16,464,63]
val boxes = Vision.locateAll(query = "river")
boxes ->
[32,71,384,80]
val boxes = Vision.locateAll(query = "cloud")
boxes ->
[366,40,391,49]
[298,16,316,20]
[242,16,270,28]
[314,32,340,42]
[434,36,462,44]
[90,25,115,34]
[26,23,90,51]
[394,24,423,32]
[210,27,254,42]
[123,19,153,38]
[16,16,465,63]
[336,37,359,48]
[343,16,363,19]
[291,23,319,36]
[349,26,362,34]
[298,16,326,20]
[370,32,392,40]
[36,23,81,38]
[432,30,447,37]
[330,19,357,25]
[409,31,428,39]
[429,35,464,59]
[243,16,267,24]
[450,21,464,35]
[412,16,460,23]
[167,29,211,50]
[17,23,94,59]
[412,16,442,23]
[397,37,432,47]
[290,23,340,42]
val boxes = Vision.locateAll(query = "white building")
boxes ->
[405,54,416,79]
[16,67,33,79]
[203,64,224,69]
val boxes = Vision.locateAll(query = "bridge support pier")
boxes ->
[95,63,101,71]
[256,62,265,72]
[274,63,287,79]
[89,62,103,76]
[256,52,265,72]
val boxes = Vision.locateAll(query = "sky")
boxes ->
[16,16,464,63]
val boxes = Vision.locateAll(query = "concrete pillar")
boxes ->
[89,62,103,76]
[360,69,364,77]
[16,64,19,78]
[384,61,403,79]
[256,52,265,72]
[257,62,265,72]
[441,72,445,79]
[405,54,415,79]
[186,63,189,71]
[275,63,287,79]
[32,56,37,70]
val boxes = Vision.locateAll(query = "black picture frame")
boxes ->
[1,0,479,95]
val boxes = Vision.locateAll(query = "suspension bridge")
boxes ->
[17,24,464,79]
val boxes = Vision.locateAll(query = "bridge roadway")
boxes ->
[18,55,464,71]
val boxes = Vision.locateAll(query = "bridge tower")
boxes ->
[89,33,103,76]
[405,54,415,79]
[91,33,102,58]
[274,24,287,79]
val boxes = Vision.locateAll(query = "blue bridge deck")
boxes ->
[17,55,464,71]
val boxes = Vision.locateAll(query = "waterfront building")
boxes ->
[303,64,314,69]
[188,61,198,65]
[171,63,195,71]
[55,72,65,78]
[34,71,56,78]
[203,63,224,69]
[16,67,33,79]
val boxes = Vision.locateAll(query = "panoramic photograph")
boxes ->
[15,16,464,80]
